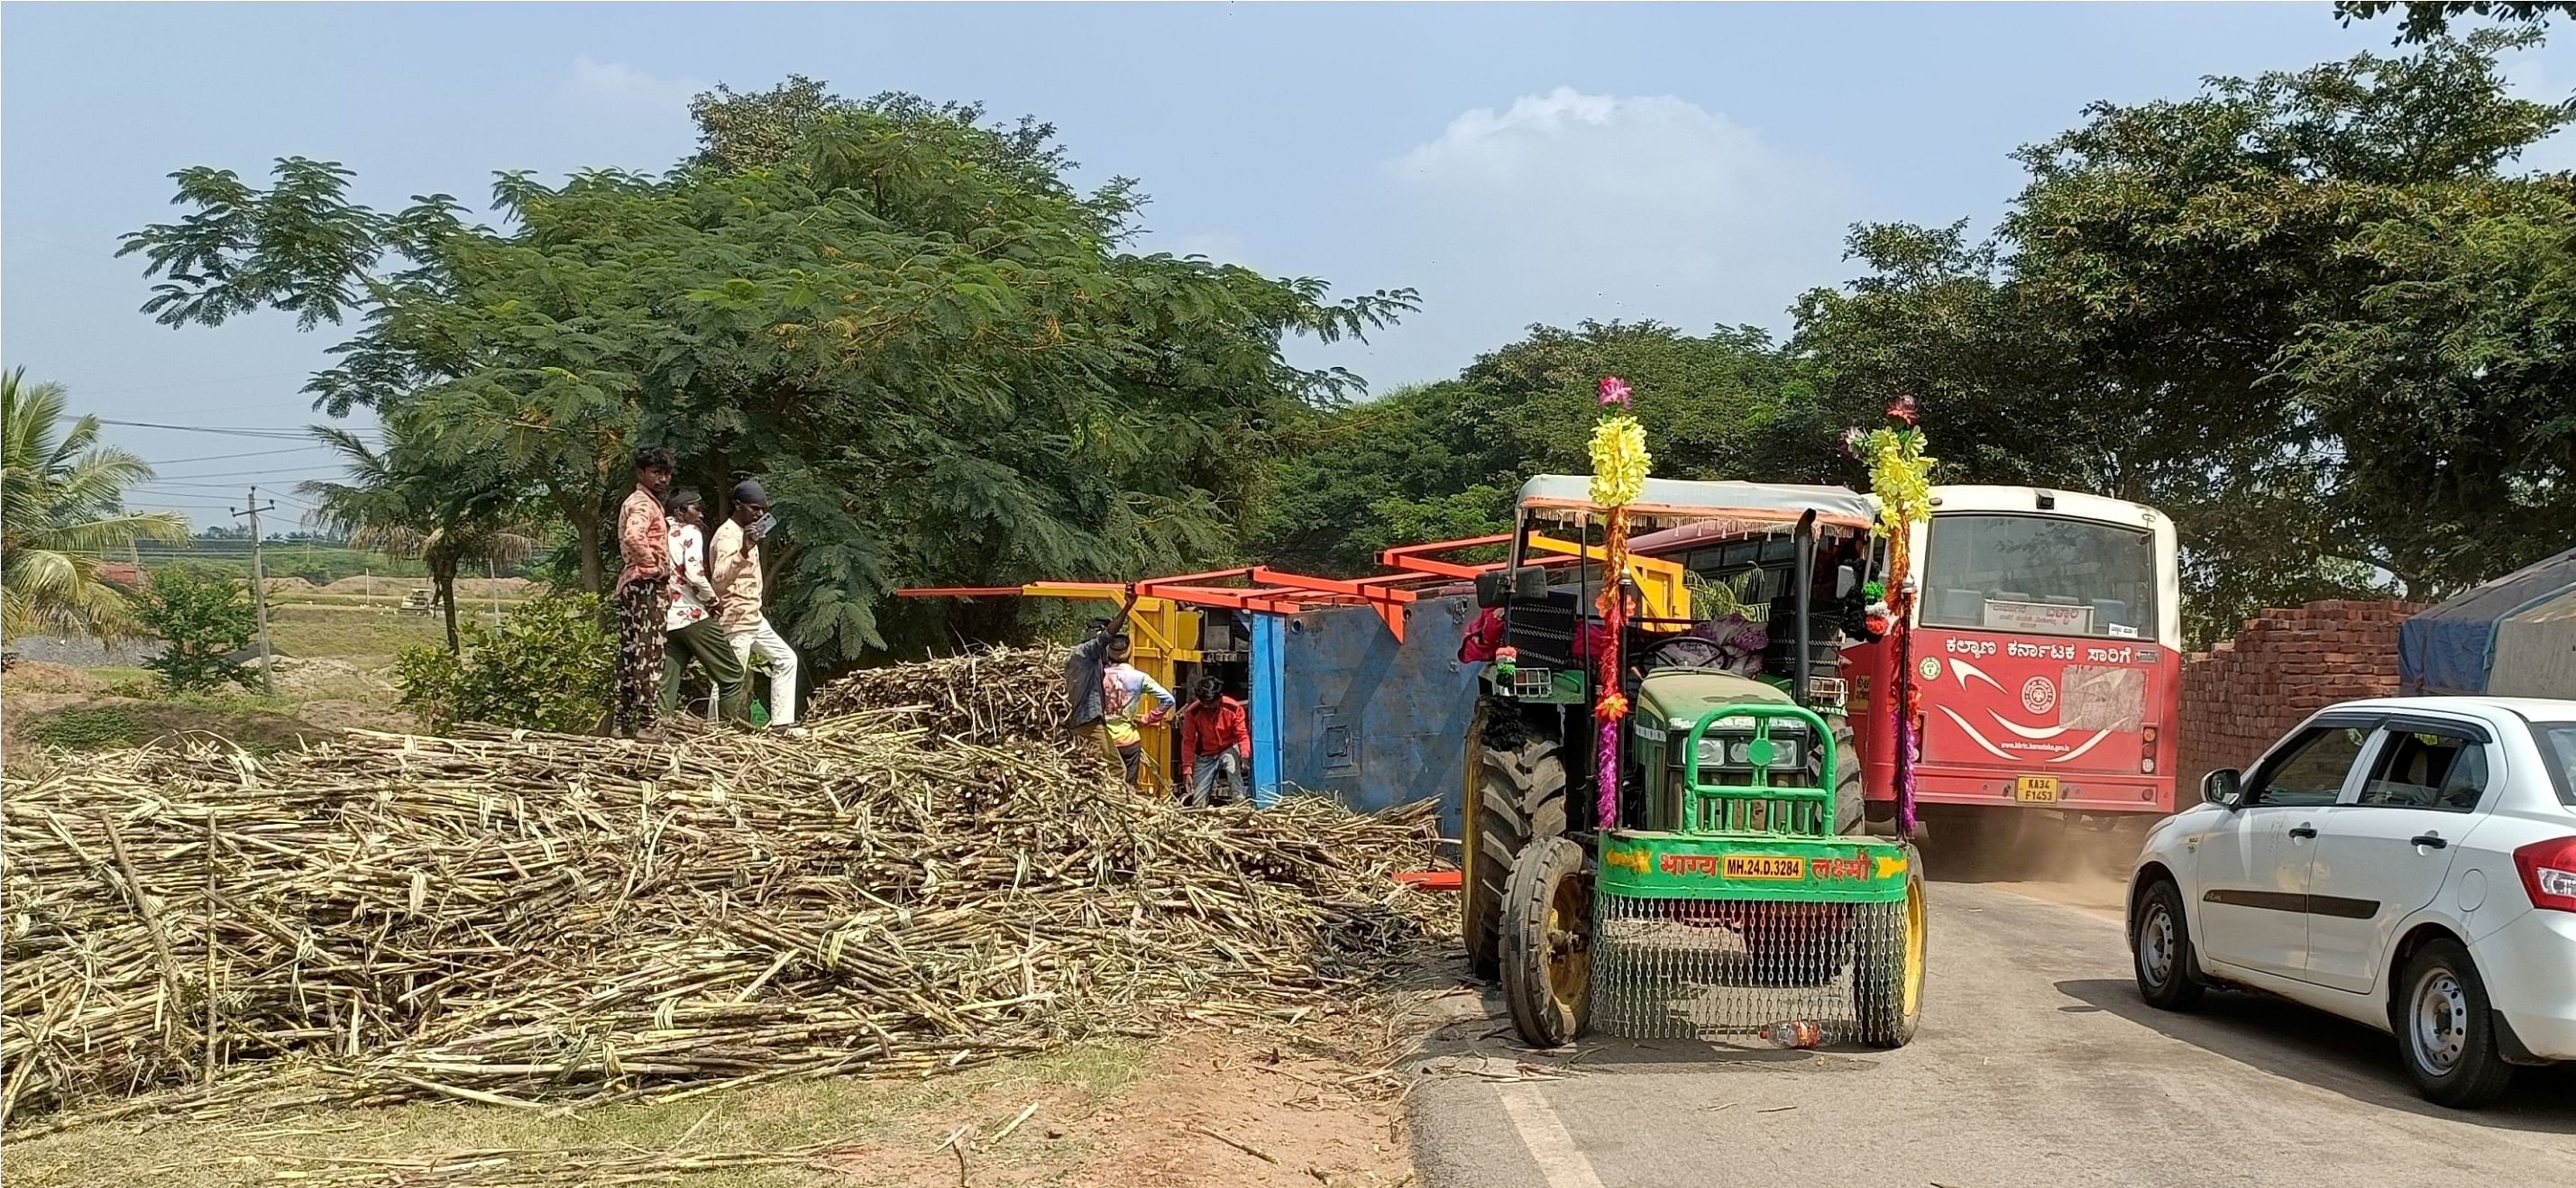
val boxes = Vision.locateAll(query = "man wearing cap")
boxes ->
[661,487,747,723]
[710,480,803,736]
[1095,634,1173,786]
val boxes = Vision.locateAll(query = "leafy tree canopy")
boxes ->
[2336,1,2576,42]
[123,81,1415,664]
[1253,321,1853,576]
[1792,31,2576,644]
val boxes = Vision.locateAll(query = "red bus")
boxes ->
[1848,485,2182,850]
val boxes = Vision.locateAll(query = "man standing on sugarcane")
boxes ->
[1065,588,1141,765]
[660,488,747,725]
[1179,674,1251,807]
[710,480,803,736]
[613,446,678,739]
[1096,637,1174,787]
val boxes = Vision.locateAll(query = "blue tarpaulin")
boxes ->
[2399,546,2576,695]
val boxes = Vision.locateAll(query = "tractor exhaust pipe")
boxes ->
[1793,510,1816,703]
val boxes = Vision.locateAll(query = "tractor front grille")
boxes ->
[1591,893,1909,1044]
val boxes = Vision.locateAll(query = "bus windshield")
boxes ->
[1921,514,2159,640]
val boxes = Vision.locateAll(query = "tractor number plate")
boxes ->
[2015,775,2059,803]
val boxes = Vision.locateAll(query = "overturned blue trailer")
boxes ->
[903,565,1496,842]
[1250,595,1482,840]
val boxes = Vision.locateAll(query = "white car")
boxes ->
[2127,697,2576,1107]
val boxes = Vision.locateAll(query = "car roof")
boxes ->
[2316,696,2576,725]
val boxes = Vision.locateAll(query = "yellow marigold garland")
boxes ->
[1589,415,1650,508]
[1588,376,1646,828]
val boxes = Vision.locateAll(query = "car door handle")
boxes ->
[2288,825,2317,839]
[2409,833,2448,849]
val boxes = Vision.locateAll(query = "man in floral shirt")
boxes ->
[613,446,677,738]
[660,488,746,723]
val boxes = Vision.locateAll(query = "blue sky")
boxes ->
[6,2,2571,528]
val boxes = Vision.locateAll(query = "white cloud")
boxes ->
[1381,87,1857,348]
[1401,87,1844,270]
[563,55,706,114]
[1165,233,1251,267]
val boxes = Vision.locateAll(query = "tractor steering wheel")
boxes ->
[1636,633,1728,672]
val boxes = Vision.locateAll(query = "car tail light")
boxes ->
[2514,836,2576,914]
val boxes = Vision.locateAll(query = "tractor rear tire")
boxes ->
[1465,732,1568,982]
[1855,843,1928,1048]
[1501,836,1592,1049]
[1831,717,1866,836]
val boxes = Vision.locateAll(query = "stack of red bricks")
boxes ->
[2177,599,2424,788]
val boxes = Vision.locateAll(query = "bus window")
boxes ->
[1921,514,2159,640]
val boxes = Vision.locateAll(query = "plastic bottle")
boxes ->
[1759,1019,1823,1049]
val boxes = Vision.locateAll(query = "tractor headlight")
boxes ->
[1694,732,1803,771]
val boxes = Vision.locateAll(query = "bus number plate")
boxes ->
[2015,775,2059,803]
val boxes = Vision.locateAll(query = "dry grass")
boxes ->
[1,1040,1150,1188]
[263,606,448,668]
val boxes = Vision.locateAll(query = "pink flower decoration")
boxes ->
[1597,376,1632,407]
[1887,394,1919,425]
[1840,426,1868,458]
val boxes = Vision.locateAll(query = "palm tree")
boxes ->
[2,369,189,641]
[301,424,536,653]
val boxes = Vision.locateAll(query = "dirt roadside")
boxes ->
[1059,1029,1416,1188]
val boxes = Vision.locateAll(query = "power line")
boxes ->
[134,464,352,481]
[100,418,378,441]
[141,444,336,466]
[78,371,321,397]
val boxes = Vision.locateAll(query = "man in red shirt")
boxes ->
[1179,675,1251,807]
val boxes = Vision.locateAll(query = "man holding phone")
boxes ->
[710,480,802,736]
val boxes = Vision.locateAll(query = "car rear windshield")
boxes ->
[1921,514,2159,640]
[2534,724,2576,809]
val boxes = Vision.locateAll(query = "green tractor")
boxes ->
[1462,476,1928,1047]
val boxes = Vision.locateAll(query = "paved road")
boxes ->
[1408,879,2574,1188]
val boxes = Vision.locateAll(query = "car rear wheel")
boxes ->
[2131,879,2205,1010]
[2397,939,2516,1109]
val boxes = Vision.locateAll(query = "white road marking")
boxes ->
[1495,1081,1609,1188]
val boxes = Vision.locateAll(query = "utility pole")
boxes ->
[231,487,279,696]
[488,557,501,626]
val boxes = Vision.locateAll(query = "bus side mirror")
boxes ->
[1476,566,1547,608]
[2201,768,2245,809]
[1835,562,1860,600]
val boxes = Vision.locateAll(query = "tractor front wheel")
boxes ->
[1501,836,1593,1049]
[1465,727,1567,981]
[1854,843,1928,1048]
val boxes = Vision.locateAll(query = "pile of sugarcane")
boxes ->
[805,644,1075,744]
[0,712,1435,1133]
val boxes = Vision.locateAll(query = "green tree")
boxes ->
[1793,32,2574,643]
[1253,322,1846,576]
[301,420,539,654]
[133,566,257,693]
[2337,1,2576,41]
[393,592,613,732]
[123,82,1411,668]
[1,369,189,640]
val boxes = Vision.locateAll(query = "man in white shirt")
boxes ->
[710,480,802,735]
[660,488,747,722]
